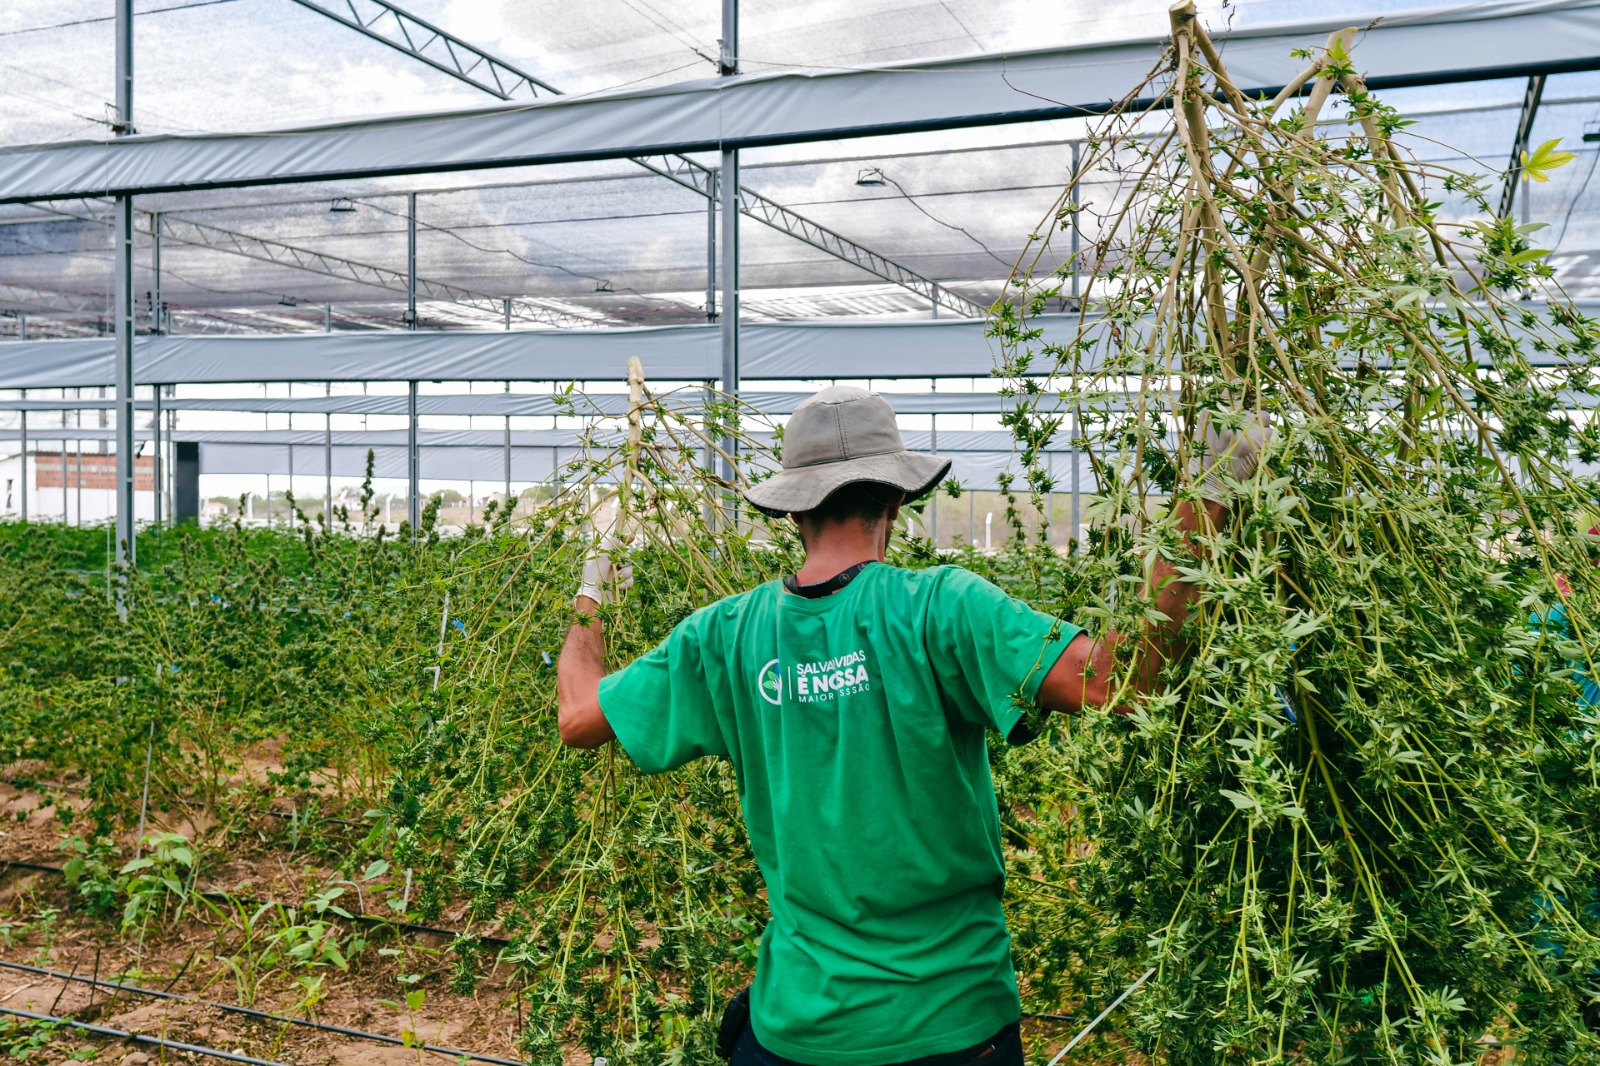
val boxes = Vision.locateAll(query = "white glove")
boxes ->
[1185,409,1272,500]
[575,532,634,609]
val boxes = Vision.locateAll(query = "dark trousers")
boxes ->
[729,1018,1023,1066]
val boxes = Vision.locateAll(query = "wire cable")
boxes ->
[0,0,241,39]
[0,960,521,1066]
[877,173,1013,270]
[1044,966,1155,1065]
[0,1005,288,1066]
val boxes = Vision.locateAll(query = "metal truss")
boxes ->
[0,281,108,317]
[629,155,987,318]
[290,0,984,319]
[285,0,560,100]
[154,216,600,329]
[1500,74,1548,219]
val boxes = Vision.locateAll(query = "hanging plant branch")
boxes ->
[993,2,1600,1060]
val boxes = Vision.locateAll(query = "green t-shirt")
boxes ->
[597,563,1081,1065]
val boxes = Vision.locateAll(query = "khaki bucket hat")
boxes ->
[744,386,952,518]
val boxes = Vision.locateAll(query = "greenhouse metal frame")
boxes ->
[3,0,1600,558]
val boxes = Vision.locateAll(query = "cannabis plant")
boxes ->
[995,6,1600,1062]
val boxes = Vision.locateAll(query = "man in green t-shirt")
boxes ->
[557,386,1265,1065]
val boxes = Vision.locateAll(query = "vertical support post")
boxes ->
[931,284,940,320]
[113,0,136,578]
[114,0,133,135]
[503,298,512,330]
[17,314,25,340]
[165,388,175,520]
[286,381,294,510]
[720,156,740,487]
[324,303,332,332]
[114,200,137,568]
[150,212,162,332]
[706,170,718,321]
[702,380,716,528]
[75,398,83,527]
[173,441,199,524]
[151,384,163,526]
[929,384,938,545]
[1069,140,1082,307]
[719,0,740,521]
[18,389,27,522]
[324,381,333,523]
[407,380,419,537]
[60,401,69,524]
[503,380,512,510]
[406,192,418,330]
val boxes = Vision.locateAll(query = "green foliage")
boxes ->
[260,886,364,972]
[1522,138,1578,184]
[994,14,1600,1064]
[0,1015,80,1061]
[118,831,197,933]
[58,836,121,919]
[2,420,1086,1061]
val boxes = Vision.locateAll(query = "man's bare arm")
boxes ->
[1038,497,1226,715]
[557,598,617,748]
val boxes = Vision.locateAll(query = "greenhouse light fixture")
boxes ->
[855,168,887,186]
[328,197,357,213]
[278,295,298,307]
[595,280,614,293]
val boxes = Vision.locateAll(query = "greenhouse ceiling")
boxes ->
[3,0,1600,338]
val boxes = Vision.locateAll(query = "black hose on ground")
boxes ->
[0,1005,292,1066]
[0,959,523,1066]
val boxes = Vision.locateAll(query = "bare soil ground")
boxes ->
[0,779,1105,1066]
[1,778,527,1066]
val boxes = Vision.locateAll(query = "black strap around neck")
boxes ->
[783,560,875,599]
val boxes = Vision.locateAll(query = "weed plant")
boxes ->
[994,7,1600,1062]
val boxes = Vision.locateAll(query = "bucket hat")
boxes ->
[743,386,951,518]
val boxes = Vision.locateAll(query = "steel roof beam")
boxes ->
[285,0,983,318]
[5,3,1598,205]
[627,155,985,317]
[1500,74,1548,218]
[155,216,601,329]
[34,204,600,330]
[0,281,108,317]
[285,0,561,100]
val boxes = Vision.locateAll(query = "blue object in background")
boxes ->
[1528,603,1600,709]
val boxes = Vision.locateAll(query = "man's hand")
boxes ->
[1186,408,1272,500]
[575,532,635,610]
[559,530,633,749]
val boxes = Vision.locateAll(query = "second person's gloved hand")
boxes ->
[575,532,634,610]
[1186,408,1273,501]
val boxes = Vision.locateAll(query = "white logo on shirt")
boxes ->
[756,651,873,706]
[757,658,784,705]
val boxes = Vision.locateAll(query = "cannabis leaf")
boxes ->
[1521,137,1577,183]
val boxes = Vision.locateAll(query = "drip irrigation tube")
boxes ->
[0,1005,292,1066]
[0,960,522,1066]
[0,858,511,947]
